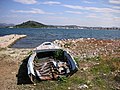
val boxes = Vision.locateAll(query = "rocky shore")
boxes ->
[0,34,27,48]
[0,35,120,90]
[53,38,120,59]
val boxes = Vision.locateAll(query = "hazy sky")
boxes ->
[0,0,120,27]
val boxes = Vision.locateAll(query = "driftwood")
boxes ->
[34,58,58,80]
[33,57,70,80]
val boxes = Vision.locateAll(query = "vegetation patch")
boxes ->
[74,57,80,67]
[90,63,111,75]
[107,57,120,72]
[53,49,63,60]
[92,76,107,90]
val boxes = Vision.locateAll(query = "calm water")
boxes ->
[0,28,120,48]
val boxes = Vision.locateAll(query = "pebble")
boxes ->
[82,67,88,71]
[78,84,88,89]
[68,87,71,89]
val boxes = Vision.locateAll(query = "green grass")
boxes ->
[74,57,80,67]
[90,63,111,75]
[54,76,87,90]
[91,76,108,90]
[88,57,120,90]
[107,57,120,72]
[32,75,87,90]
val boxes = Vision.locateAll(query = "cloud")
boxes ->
[113,16,120,21]
[66,11,82,14]
[83,0,96,4]
[12,8,54,14]
[13,0,37,4]
[63,4,83,9]
[86,14,98,18]
[63,4,120,13]
[85,7,120,13]
[98,14,120,27]
[112,6,120,9]
[42,1,61,5]
[109,0,120,4]
[86,13,120,22]
[42,16,80,25]
[83,12,120,26]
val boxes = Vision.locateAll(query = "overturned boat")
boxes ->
[27,42,78,83]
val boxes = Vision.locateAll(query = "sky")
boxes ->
[0,0,120,27]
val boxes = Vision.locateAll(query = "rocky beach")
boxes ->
[0,34,120,90]
[53,38,120,59]
[0,34,27,48]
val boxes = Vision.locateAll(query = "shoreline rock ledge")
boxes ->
[0,34,27,48]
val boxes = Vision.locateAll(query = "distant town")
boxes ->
[0,21,120,30]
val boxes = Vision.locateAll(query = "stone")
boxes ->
[78,84,88,89]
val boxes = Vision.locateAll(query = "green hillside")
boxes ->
[14,21,47,28]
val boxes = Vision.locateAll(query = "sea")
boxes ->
[0,28,120,48]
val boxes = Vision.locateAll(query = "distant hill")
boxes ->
[13,20,120,30]
[0,23,14,28]
[14,21,47,28]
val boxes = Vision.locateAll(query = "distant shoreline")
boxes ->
[0,27,120,31]
[1,20,119,30]
[11,27,120,30]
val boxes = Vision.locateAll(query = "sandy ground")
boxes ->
[0,34,32,90]
[0,48,32,90]
[0,35,120,90]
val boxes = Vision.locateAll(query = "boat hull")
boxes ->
[27,42,78,82]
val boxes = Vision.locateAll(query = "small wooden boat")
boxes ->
[27,42,78,83]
